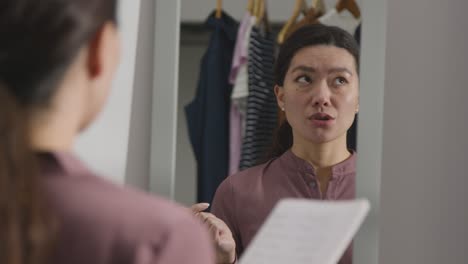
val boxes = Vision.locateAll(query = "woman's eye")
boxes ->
[334,77,348,86]
[296,75,312,84]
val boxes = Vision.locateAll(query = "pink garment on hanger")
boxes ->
[229,13,251,84]
[229,13,254,175]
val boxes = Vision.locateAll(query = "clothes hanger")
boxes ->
[247,0,255,14]
[216,0,222,19]
[284,0,327,42]
[252,0,260,18]
[312,0,326,17]
[256,0,265,25]
[255,0,271,33]
[336,0,361,19]
[277,0,308,44]
[257,0,265,23]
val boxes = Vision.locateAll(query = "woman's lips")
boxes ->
[309,113,335,127]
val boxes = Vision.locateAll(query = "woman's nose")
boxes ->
[311,82,331,107]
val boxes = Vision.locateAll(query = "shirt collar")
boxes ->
[281,149,356,181]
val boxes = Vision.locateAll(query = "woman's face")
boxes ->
[275,45,359,145]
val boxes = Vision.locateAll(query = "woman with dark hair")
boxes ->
[193,24,360,264]
[0,1,214,264]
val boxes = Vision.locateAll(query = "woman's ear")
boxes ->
[274,85,285,111]
[86,22,120,80]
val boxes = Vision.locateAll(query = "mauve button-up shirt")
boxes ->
[39,152,214,264]
[211,149,356,264]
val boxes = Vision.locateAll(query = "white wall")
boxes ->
[379,0,468,262]
[356,0,468,263]
[353,0,387,263]
[74,0,141,184]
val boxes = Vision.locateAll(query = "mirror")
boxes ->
[174,0,364,263]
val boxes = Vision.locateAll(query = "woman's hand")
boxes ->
[191,203,236,264]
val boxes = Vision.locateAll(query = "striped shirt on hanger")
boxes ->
[239,26,278,170]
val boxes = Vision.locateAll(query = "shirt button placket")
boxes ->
[307,177,320,198]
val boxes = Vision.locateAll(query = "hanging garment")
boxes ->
[239,26,277,170]
[318,8,360,35]
[229,13,254,85]
[229,14,256,175]
[230,15,256,103]
[185,11,238,203]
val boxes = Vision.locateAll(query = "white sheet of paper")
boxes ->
[239,199,370,264]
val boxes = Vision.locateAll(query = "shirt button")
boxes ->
[309,181,317,188]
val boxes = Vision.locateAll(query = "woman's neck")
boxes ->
[291,135,351,169]
[291,135,351,196]
[29,108,79,153]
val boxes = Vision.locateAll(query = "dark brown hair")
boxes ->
[0,1,117,263]
[266,24,360,160]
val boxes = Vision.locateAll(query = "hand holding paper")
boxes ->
[239,199,370,264]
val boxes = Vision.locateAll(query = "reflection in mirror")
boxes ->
[176,1,362,263]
